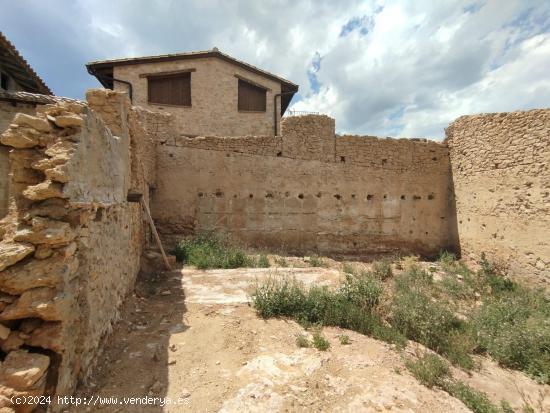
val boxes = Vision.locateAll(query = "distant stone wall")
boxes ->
[0,90,155,411]
[153,115,456,257]
[446,109,550,286]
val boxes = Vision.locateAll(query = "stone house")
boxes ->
[86,48,299,136]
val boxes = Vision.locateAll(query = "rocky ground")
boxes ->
[68,259,549,413]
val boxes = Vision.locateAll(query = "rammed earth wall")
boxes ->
[152,115,457,257]
[446,109,550,287]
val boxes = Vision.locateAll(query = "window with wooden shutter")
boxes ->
[238,79,266,112]
[148,72,191,106]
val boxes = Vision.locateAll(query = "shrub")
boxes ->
[339,334,350,345]
[406,354,505,413]
[392,276,474,369]
[252,274,406,347]
[405,353,451,388]
[255,254,270,268]
[372,258,393,280]
[296,334,310,348]
[312,331,330,351]
[472,287,550,383]
[308,254,326,267]
[174,233,249,269]
[442,381,501,413]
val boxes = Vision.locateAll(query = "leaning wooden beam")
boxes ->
[127,192,172,271]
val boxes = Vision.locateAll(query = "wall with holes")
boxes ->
[153,115,457,257]
[446,109,550,286]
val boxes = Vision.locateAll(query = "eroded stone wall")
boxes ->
[0,101,38,219]
[0,90,156,412]
[446,109,550,286]
[153,115,456,257]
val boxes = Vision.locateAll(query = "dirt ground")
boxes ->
[68,262,549,413]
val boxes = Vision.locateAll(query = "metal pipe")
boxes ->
[87,67,133,102]
[273,91,296,136]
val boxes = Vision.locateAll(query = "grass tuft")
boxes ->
[312,331,330,351]
[339,334,351,345]
[296,334,310,348]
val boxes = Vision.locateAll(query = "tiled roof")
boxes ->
[87,48,298,90]
[0,31,52,95]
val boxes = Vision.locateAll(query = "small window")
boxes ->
[0,72,8,90]
[238,79,266,112]
[148,73,191,106]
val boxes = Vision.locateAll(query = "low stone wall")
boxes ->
[446,109,550,286]
[0,90,155,412]
[153,115,456,257]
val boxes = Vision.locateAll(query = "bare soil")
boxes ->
[69,260,549,413]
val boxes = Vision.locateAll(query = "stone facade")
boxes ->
[113,56,282,136]
[446,109,550,287]
[153,115,456,257]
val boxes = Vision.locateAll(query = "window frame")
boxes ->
[147,71,192,107]
[237,77,268,113]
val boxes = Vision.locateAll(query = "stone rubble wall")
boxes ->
[0,90,156,412]
[446,109,550,286]
[153,114,456,256]
[0,101,38,219]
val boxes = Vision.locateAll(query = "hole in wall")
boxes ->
[413,195,421,200]
[432,157,437,161]
[265,192,273,198]
[351,194,356,199]
[94,209,103,222]
[428,193,435,200]
[249,194,254,199]
[298,194,304,199]
[215,191,224,198]
[233,194,237,198]
[425,231,428,235]
[198,192,204,198]
[226,153,230,157]
[409,230,413,234]
[353,241,357,246]
[383,194,387,199]
[400,195,406,200]
[334,194,341,200]
[493,163,499,169]
[367,194,374,200]
[277,151,282,157]
[340,156,346,162]
[169,153,174,158]
[381,159,387,165]
[316,192,322,198]
[285,191,290,197]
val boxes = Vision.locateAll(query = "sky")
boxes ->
[1,0,549,139]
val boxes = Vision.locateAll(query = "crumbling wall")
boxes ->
[0,100,38,219]
[446,109,550,286]
[0,90,154,412]
[153,115,455,256]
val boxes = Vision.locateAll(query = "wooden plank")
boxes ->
[140,197,172,271]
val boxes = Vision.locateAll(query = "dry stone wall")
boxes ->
[153,115,456,256]
[0,90,156,412]
[446,109,550,286]
[0,101,38,219]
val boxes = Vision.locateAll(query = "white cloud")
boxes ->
[2,0,548,139]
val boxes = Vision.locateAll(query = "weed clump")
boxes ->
[174,233,248,269]
[312,331,330,351]
[406,354,509,413]
[296,334,310,348]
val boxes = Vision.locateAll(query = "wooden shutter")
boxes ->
[148,73,191,106]
[238,79,266,112]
